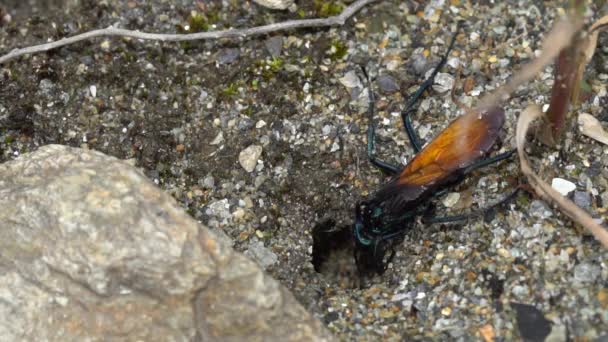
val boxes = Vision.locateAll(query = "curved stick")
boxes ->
[0,0,378,65]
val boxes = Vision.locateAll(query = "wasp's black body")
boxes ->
[312,22,515,278]
[353,105,507,275]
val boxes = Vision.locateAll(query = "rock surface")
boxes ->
[0,145,332,342]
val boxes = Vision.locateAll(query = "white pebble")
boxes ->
[210,131,224,145]
[239,145,263,173]
[551,178,576,196]
[447,57,460,69]
[442,192,460,208]
[252,0,294,10]
[256,120,267,129]
[432,72,454,93]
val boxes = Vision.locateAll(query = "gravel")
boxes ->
[1,0,607,340]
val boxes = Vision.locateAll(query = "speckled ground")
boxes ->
[1,0,607,340]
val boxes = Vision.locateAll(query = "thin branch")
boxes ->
[0,0,378,65]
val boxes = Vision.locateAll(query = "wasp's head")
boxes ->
[353,200,406,276]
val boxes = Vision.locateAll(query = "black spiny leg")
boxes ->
[361,67,401,175]
[463,149,516,174]
[401,21,463,153]
[422,188,520,224]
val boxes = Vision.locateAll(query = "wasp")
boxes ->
[313,22,516,277]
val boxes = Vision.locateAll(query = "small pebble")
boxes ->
[206,199,231,219]
[253,0,294,10]
[442,192,460,208]
[493,26,507,35]
[201,175,215,189]
[377,75,400,93]
[100,40,110,50]
[551,178,576,196]
[265,36,283,57]
[339,70,362,89]
[239,145,263,172]
[238,118,254,131]
[210,131,224,145]
[529,200,553,219]
[601,191,608,208]
[573,191,591,210]
[574,263,601,283]
[410,54,428,75]
[217,48,240,65]
[255,120,267,129]
[447,57,460,69]
[244,239,278,269]
[232,208,246,221]
[432,72,454,93]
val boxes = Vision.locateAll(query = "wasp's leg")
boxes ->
[361,66,401,175]
[422,188,520,224]
[403,112,423,153]
[401,21,463,153]
[463,149,516,174]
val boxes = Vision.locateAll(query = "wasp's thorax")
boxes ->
[353,200,412,275]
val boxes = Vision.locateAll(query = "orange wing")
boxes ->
[397,107,505,187]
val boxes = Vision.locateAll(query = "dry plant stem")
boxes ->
[544,45,578,142]
[573,15,608,103]
[516,106,608,248]
[0,0,377,65]
[542,1,587,144]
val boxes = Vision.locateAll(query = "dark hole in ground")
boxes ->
[311,218,360,287]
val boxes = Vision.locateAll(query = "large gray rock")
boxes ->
[0,145,332,342]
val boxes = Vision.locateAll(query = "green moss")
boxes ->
[252,57,285,81]
[4,135,14,144]
[516,192,530,207]
[177,10,221,34]
[188,12,209,32]
[268,57,284,72]
[570,167,582,177]
[222,82,239,97]
[328,40,348,61]
[243,106,254,116]
[314,0,344,17]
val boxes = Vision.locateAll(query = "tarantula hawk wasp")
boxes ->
[313,21,517,278]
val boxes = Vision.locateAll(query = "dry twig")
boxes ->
[0,0,377,65]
